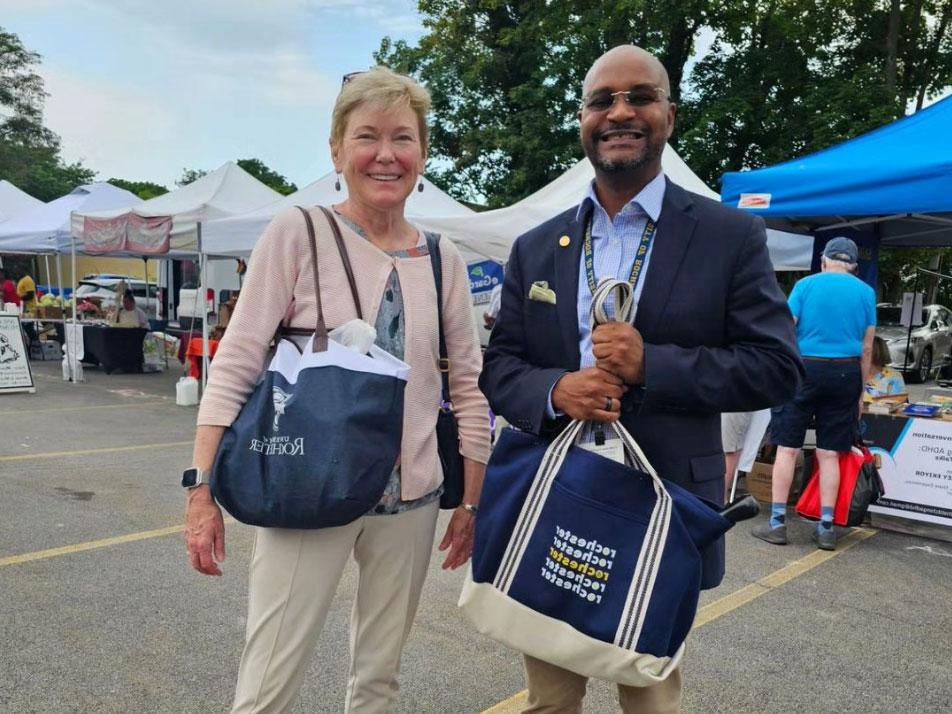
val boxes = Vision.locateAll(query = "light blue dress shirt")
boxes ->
[546,171,667,418]
[577,171,666,367]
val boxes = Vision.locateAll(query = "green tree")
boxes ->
[177,167,209,186]
[678,0,952,187]
[107,178,169,200]
[236,158,297,195]
[0,27,95,200]
[377,1,713,207]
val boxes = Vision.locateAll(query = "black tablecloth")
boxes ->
[82,326,147,374]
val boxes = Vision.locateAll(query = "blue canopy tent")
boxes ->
[721,95,952,247]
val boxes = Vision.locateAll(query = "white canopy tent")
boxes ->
[411,146,813,270]
[0,180,43,223]
[69,162,284,386]
[0,182,142,254]
[201,171,473,256]
[71,162,283,254]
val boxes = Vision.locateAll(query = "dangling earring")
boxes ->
[334,173,341,192]
[417,179,424,193]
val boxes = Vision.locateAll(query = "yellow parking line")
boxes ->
[26,401,172,414]
[0,518,237,568]
[0,525,185,567]
[0,440,192,462]
[480,527,878,713]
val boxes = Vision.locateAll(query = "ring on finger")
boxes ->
[605,397,612,411]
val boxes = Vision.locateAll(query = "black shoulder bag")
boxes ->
[425,233,465,509]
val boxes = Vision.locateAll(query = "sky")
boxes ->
[2,0,426,190]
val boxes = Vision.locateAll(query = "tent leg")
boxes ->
[55,252,72,383]
[198,223,209,393]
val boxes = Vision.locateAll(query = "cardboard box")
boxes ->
[744,451,807,505]
[36,305,64,319]
[746,461,775,504]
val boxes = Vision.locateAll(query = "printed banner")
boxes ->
[862,413,952,526]
[82,213,172,255]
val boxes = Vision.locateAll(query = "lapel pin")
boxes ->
[559,235,571,247]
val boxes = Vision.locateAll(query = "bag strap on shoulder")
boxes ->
[278,206,363,353]
[424,232,452,408]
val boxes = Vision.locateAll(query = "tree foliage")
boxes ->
[378,1,952,205]
[377,0,716,206]
[178,159,297,195]
[236,158,297,195]
[107,178,169,200]
[0,27,95,200]
[177,167,209,186]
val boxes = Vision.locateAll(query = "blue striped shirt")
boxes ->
[576,172,666,367]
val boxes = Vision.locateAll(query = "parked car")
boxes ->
[73,275,159,314]
[876,303,952,383]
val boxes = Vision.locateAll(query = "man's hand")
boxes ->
[592,322,644,384]
[551,367,626,422]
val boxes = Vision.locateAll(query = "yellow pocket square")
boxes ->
[528,281,557,305]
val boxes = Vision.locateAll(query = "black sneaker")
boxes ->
[812,527,836,551]
[751,522,787,545]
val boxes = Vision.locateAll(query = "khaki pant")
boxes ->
[522,655,682,714]
[231,501,439,714]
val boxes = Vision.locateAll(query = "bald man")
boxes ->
[479,45,801,712]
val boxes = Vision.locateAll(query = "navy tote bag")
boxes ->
[459,280,733,686]
[211,207,409,529]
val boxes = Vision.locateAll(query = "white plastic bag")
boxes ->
[328,319,377,355]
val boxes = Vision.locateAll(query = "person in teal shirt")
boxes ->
[753,236,876,551]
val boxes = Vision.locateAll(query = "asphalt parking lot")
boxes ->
[2,360,951,713]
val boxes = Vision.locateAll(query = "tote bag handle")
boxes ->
[293,206,363,353]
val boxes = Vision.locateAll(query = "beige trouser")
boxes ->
[231,501,439,714]
[522,655,682,714]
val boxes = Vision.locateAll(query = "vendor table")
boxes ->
[862,412,952,529]
[81,326,147,374]
[185,337,219,378]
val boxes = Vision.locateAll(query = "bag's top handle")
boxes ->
[292,206,363,353]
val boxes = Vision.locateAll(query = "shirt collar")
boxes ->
[577,170,667,224]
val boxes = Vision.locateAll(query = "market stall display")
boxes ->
[80,326,147,374]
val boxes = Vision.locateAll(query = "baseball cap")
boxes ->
[822,236,858,263]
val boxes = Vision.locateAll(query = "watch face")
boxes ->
[182,468,199,488]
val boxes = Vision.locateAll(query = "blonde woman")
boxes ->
[183,68,490,713]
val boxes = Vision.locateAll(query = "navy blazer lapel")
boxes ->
[636,180,699,338]
[553,203,588,369]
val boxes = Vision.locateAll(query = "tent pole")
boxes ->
[199,222,210,392]
[55,251,72,383]
[903,270,919,376]
[70,232,78,384]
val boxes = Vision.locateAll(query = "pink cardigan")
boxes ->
[197,206,491,500]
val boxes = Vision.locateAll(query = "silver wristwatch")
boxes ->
[181,467,209,489]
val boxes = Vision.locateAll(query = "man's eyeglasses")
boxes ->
[582,86,670,112]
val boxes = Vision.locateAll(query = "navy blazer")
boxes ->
[479,179,803,588]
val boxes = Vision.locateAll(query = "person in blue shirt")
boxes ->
[753,236,876,550]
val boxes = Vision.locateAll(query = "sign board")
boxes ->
[468,261,504,307]
[863,414,952,527]
[900,292,924,327]
[0,313,35,394]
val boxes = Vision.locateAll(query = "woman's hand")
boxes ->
[185,486,226,576]
[438,507,476,570]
